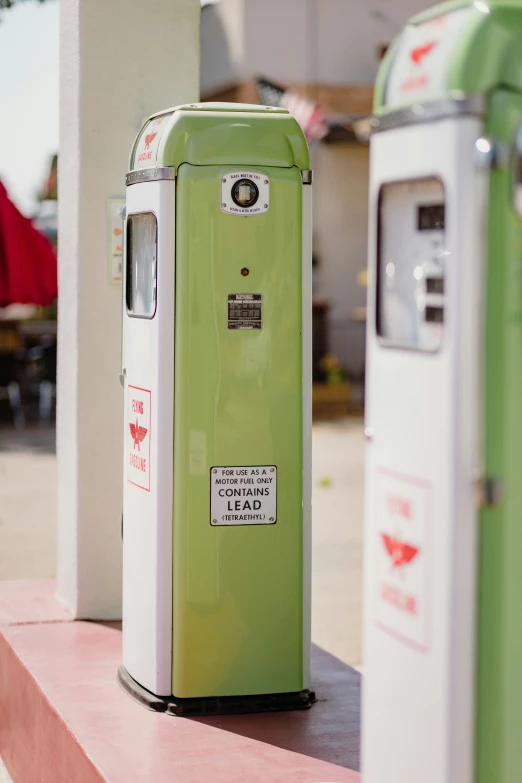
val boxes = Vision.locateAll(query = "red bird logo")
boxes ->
[144,132,157,150]
[410,41,438,65]
[129,420,148,450]
[381,534,419,569]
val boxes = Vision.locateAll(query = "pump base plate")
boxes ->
[118,666,316,716]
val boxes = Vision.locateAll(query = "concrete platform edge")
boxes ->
[0,580,360,783]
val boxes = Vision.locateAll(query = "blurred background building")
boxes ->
[0,0,430,428]
[200,0,430,415]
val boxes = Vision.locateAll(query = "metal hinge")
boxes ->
[475,477,503,508]
[475,138,509,171]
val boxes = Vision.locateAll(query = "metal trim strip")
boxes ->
[126,167,176,186]
[372,94,486,134]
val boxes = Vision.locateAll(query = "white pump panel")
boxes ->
[122,179,175,696]
[363,115,487,783]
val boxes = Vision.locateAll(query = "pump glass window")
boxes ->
[126,213,157,318]
[377,179,446,352]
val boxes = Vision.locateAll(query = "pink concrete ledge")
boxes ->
[0,580,360,783]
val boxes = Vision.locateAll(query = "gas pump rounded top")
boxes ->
[129,102,310,175]
[374,0,522,120]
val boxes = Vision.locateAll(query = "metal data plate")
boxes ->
[228,294,262,330]
[211,466,277,526]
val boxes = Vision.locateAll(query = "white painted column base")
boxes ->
[57,0,200,619]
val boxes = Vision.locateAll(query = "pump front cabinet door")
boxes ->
[172,162,309,699]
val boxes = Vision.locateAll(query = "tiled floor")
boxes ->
[0,426,56,581]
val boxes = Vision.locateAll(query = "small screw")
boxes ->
[212,519,217,524]
[241,268,249,277]
[264,179,269,184]
[213,469,217,474]
[270,468,275,472]
[222,203,226,208]
[269,517,275,522]
[264,204,268,209]
[222,178,227,183]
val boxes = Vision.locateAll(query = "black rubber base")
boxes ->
[118,666,316,717]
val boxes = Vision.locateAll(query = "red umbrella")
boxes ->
[0,181,57,307]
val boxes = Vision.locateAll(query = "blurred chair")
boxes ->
[25,339,57,423]
[0,352,25,429]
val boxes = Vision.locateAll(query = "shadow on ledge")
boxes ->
[192,644,361,772]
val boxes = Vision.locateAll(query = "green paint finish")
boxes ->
[374,1,522,114]
[448,4,522,97]
[130,103,309,173]
[373,37,402,112]
[477,88,522,783]
[172,163,304,698]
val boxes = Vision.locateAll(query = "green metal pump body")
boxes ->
[122,104,312,707]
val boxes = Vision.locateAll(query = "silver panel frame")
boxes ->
[126,167,176,186]
[372,94,486,135]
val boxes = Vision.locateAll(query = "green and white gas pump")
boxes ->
[118,103,314,715]
[363,2,522,781]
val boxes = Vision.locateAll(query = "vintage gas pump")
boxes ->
[118,103,313,716]
[363,2,522,782]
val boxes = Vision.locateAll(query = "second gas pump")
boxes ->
[363,2,522,782]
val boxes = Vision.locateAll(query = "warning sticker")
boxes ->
[127,385,151,492]
[228,294,262,330]
[373,467,430,652]
[211,466,276,526]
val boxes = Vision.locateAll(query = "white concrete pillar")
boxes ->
[57,0,200,619]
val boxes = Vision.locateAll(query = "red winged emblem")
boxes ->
[144,132,157,150]
[381,534,419,569]
[129,420,148,450]
[410,40,438,65]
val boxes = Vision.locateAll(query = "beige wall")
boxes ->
[201,0,433,94]
[201,0,244,93]
[313,142,369,377]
